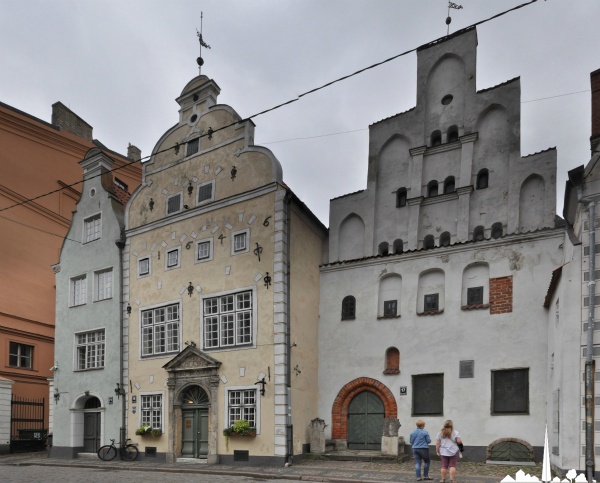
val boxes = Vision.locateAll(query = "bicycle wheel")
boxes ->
[121,444,139,461]
[98,444,117,461]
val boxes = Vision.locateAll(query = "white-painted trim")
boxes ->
[93,266,114,302]
[82,212,102,244]
[69,274,88,307]
[223,385,261,434]
[138,299,183,360]
[137,256,151,278]
[231,228,250,256]
[138,390,166,431]
[165,246,182,271]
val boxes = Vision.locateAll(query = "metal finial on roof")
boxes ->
[446,2,463,36]
[196,12,211,75]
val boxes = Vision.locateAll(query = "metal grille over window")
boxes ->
[9,342,33,368]
[204,291,252,349]
[141,304,180,356]
[84,214,101,242]
[187,138,199,156]
[412,373,443,415]
[167,194,181,214]
[197,183,212,203]
[141,394,162,430]
[76,330,105,370]
[228,389,256,428]
[492,368,529,414]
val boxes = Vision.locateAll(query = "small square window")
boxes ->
[467,286,483,305]
[197,182,214,205]
[166,248,180,269]
[232,229,250,255]
[383,300,397,317]
[187,138,199,156]
[167,194,182,214]
[9,342,33,369]
[424,293,439,311]
[139,258,150,276]
[197,240,212,261]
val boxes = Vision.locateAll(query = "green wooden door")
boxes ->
[347,391,384,450]
[182,408,208,457]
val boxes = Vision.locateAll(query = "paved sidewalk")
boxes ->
[0,451,541,483]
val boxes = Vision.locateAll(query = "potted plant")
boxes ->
[135,424,152,436]
[223,419,256,450]
[150,429,162,438]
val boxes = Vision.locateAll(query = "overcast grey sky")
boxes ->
[2,0,598,225]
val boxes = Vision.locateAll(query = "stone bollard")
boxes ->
[309,418,327,454]
[381,418,401,456]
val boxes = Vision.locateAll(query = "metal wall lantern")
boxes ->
[126,303,132,315]
[54,388,60,403]
[115,383,125,399]
[187,282,194,297]
[149,198,154,211]
[187,180,194,197]
[255,377,267,396]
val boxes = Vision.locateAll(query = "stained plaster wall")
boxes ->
[52,151,126,454]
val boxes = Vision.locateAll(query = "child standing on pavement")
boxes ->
[410,419,432,481]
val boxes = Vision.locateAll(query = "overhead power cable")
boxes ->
[0,0,542,214]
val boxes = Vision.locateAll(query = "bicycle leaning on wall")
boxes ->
[97,438,139,461]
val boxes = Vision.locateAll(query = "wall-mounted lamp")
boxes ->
[264,272,271,289]
[255,377,267,396]
[187,282,194,297]
[54,388,60,403]
[115,383,125,399]
[126,303,132,315]
[207,127,213,140]
[231,166,237,180]
[149,198,154,211]
[187,180,194,197]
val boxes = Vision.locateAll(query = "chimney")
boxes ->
[591,68,600,153]
[127,143,142,162]
[51,102,93,141]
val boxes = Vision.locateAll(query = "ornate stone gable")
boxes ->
[162,345,221,374]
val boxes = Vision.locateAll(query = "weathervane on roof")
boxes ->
[196,12,211,75]
[446,2,463,36]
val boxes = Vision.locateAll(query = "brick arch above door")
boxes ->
[331,377,397,439]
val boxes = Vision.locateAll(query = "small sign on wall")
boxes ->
[132,396,137,403]
[400,386,407,396]
[108,397,113,405]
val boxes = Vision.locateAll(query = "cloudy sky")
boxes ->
[2,0,599,225]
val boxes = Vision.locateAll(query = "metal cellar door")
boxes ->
[347,390,384,450]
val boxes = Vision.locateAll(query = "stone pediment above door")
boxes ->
[162,345,221,374]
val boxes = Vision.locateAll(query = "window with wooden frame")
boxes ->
[9,342,33,369]
[383,300,397,317]
[341,296,356,320]
[424,293,439,312]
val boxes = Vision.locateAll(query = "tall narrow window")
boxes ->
[424,235,435,249]
[396,188,407,207]
[138,257,150,276]
[167,193,182,214]
[166,248,180,269]
[227,388,257,428]
[95,269,113,301]
[440,232,451,247]
[491,222,503,239]
[431,130,442,147]
[71,275,87,306]
[477,169,489,189]
[427,180,438,197]
[447,125,459,143]
[444,176,455,194]
[341,296,356,320]
[384,347,400,374]
[141,394,163,430]
[473,226,485,241]
[84,214,101,243]
[378,242,389,256]
[197,181,214,205]
[393,239,404,254]
[187,138,199,156]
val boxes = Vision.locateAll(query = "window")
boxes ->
[424,293,439,311]
[384,347,400,374]
[423,235,435,249]
[167,193,182,214]
[393,239,404,254]
[477,169,489,189]
[440,232,451,247]
[447,125,459,143]
[138,257,150,277]
[427,180,438,197]
[166,248,180,270]
[383,300,397,317]
[444,176,455,194]
[141,394,163,430]
[431,130,442,147]
[467,286,484,305]
[341,296,356,320]
[227,388,257,429]
[203,290,253,349]
[84,214,101,243]
[491,222,503,239]
[197,181,214,205]
[9,342,33,369]
[71,275,87,306]
[232,229,249,255]
[473,225,485,241]
[492,368,529,414]
[141,303,180,356]
[396,188,407,208]
[95,269,113,301]
[378,242,389,256]
[187,138,199,156]
[196,239,213,262]
[76,329,105,370]
[412,373,443,415]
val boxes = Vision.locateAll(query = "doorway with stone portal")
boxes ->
[181,385,209,458]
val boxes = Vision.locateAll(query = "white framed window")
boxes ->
[9,342,33,369]
[197,180,215,206]
[71,275,87,306]
[141,302,181,357]
[225,386,260,433]
[95,268,113,301]
[165,247,181,270]
[138,257,150,277]
[203,289,254,349]
[76,329,105,370]
[166,193,182,215]
[140,393,164,430]
[196,238,213,263]
[231,229,250,255]
[83,214,101,243]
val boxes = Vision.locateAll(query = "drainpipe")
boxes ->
[284,190,293,465]
[116,235,127,444]
[585,201,596,483]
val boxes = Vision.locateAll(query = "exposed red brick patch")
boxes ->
[489,276,513,314]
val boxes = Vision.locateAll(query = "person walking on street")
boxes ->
[435,420,463,483]
[410,419,432,480]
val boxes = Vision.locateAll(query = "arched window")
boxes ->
[440,232,451,247]
[384,347,400,374]
[378,242,389,256]
[447,125,459,143]
[431,130,442,147]
[393,239,404,254]
[491,222,503,239]
[473,226,485,242]
[396,188,407,207]
[424,235,435,250]
[341,296,356,320]
[427,180,438,197]
[477,169,489,189]
[444,176,455,194]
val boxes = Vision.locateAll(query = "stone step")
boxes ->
[320,451,410,463]
[77,452,100,461]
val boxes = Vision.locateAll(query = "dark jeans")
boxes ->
[413,447,430,478]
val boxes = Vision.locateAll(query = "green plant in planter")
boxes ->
[223,419,256,450]
[151,429,162,438]
[135,424,152,436]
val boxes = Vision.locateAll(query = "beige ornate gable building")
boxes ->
[124,74,326,464]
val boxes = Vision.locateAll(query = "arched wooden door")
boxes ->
[181,386,209,458]
[347,391,384,450]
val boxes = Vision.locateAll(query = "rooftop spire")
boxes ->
[196,12,211,75]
